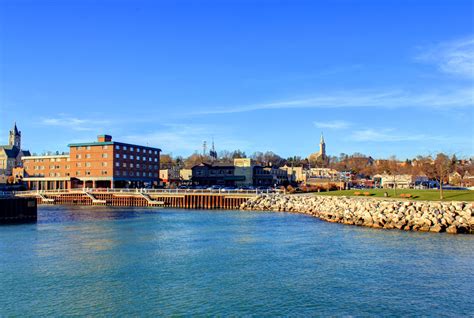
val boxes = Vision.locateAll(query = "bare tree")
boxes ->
[184,152,212,168]
[422,153,453,200]
[386,156,401,196]
[160,154,174,169]
[231,150,247,159]
[219,150,233,163]
[251,151,284,166]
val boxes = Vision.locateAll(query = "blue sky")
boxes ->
[0,0,473,159]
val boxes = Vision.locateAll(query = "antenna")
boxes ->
[210,137,217,160]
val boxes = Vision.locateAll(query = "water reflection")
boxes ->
[38,205,158,223]
[0,206,472,316]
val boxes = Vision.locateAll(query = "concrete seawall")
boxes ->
[240,195,474,234]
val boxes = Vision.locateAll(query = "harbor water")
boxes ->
[0,206,473,316]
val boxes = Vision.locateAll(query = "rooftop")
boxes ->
[22,154,69,160]
[67,135,161,151]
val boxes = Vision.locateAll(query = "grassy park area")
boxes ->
[315,189,474,202]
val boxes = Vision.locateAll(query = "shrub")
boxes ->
[7,176,15,184]
[286,185,295,193]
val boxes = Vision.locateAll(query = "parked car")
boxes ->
[225,186,236,190]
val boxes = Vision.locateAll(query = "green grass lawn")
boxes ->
[314,189,474,201]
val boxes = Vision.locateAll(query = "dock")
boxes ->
[14,188,276,209]
[0,195,37,224]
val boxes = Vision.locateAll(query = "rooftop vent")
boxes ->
[97,135,112,142]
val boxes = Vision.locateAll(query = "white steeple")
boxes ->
[319,132,325,157]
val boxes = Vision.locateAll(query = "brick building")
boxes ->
[22,135,161,190]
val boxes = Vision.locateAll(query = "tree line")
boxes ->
[160,151,472,200]
[161,151,472,178]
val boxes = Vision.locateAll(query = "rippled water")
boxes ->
[0,206,473,316]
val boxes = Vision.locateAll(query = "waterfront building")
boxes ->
[159,168,181,187]
[305,168,351,189]
[349,176,374,188]
[192,162,244,186]
[22,134,161,190]
[373,174,414,189]
[280,165,305,183]
[179,169,193,182]
[308,167,340,179]
[0,123,31,180]
[253,166,288,187]
[192,159,289,187]
[233,158,255,186]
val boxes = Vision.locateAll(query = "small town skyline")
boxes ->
[1,2,473,316]
[2,121,473,193]
[2,122,472,167]
[2,122,472,162]
[1,1,473,159]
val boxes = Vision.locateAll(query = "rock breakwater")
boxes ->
[240,195,474,234]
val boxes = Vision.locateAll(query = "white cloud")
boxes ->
[351,128,449,143]
[314,120,350,130]
[41,116,110,131]
[121,124,252,155]
[417,36,474,78]
[191,87,473,115]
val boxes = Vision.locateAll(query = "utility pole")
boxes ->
[210,138,217,161]
[202,141,207,157]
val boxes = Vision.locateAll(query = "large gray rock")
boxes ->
[446,225,458,234]
[240,194,471,234]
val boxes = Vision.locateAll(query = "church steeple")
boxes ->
[9,122,21,149]
[319,132,326,157]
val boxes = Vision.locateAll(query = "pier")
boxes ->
[14,189,276,209]
[0,195,37,224]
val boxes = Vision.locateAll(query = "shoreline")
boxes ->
[240,194,474,234]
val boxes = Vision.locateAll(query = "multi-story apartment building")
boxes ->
[22,154,71,190]
[22,135,161,190]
